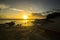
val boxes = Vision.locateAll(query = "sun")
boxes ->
[23,15,28,19]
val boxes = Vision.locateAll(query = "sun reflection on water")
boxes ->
[20,20,34,26]
[15,19,34,27]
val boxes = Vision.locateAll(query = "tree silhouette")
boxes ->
[47,12,60,19]
[52,9,60,12]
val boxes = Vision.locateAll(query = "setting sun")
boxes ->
[23,15,28,19]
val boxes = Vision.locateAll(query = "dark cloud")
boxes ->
[0,0,60,12]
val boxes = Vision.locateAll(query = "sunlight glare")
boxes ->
[23,15,28,19]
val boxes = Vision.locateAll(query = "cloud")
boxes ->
[0,4,9,9]
[0,4,24,12]
[10,8,24,12]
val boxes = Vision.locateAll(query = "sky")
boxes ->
[0,0,60,18]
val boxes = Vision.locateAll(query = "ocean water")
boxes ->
[0,20,35,26]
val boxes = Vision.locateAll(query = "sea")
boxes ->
[0,19,35,26]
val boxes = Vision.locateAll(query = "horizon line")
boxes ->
[0,19,43,20]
